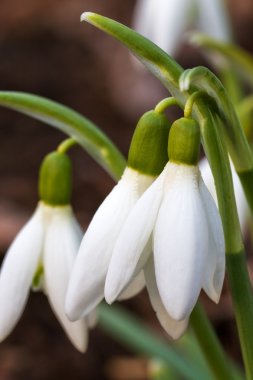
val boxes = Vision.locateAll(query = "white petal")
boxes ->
[197,0,231,42]
[231,167,249,233]
[104,168,166,304]
[145,255,188,339]
[199,180,225,303]
[65,168,154,320]
[154,164,208,320]
[117,271,145,300]
[43,206,88,352]
[0,204,44,341]
[200,157,248,233]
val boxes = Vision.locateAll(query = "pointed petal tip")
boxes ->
[72,332,88,353]
[104,288,118,305]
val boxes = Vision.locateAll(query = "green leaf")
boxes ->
[190,33,253,87]
[98,303,209,380]
[81,12,185,104]
[0,91,126,180]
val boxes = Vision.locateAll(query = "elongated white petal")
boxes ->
[200,157,248,233]
[66,168,154,320]
[197,0,231,42]
[117,271,145,300]
[199,180,225,303]
[0,204,44,341]
[105,169,166,304]
[154,164,208,320]
[145,255,188,339]
[43,206,88,352]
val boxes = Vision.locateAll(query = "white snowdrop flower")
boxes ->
[105,118,225,335]
[66,110,171,321]
[200,157,248,234]
[65,167,154,320]
[0,150,93,352]
[0,202,89,352]
[133,0,231,56]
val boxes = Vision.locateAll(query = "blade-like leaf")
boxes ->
[81,12,185,104]
[0,91,126,180]
[98,303,209,380]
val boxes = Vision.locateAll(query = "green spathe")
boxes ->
[39,151,72,206]
[169,118,200,165]
[128,110,170,176]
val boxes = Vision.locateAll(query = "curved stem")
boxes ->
[154,97,180,114]
[57,138,77,154]
[184,91,206,118]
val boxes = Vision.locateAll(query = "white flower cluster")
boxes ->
[0,155,228,349]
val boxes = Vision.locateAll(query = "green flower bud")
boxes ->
[128,110,171,176]
[168,117,200,166]
[39,151,72,206]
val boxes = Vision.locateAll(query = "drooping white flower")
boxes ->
[0,202,91,352]
[65,167,154,321]
[105,161,225,325]
[199,157,248,234]
[133,0,231,56]
[66,109,171,321]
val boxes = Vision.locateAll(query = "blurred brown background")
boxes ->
[0,0,253,379]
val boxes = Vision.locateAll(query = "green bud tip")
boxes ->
[128,110,171,176]
[168,117,200,166]
[39,151,72,206]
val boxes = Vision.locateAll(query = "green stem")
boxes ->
[196,105,253,379]
[154,97,180,114]
[57,138,77,154]
[190,304,244,380]
[227,252,253,380]
[98,303,209,380]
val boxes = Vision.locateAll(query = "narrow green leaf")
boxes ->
[0,91,126,180]
[190,33,253,86]
[98,303,209,380]
[81,12,185,104]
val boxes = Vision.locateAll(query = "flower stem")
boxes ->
[226,252,253,380]
[190,303,244,380]
[197,103,253,379]
[57,138,77,154]
[154,97,180,114]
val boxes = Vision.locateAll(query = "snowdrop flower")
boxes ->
[133,0,231,56]
[200,157,248,234]
[66,110,171,320]
[0,150,92,352]
[105,117,225,335]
